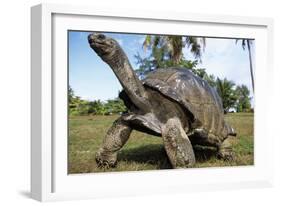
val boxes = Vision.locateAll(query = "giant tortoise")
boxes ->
[88,33,236,168]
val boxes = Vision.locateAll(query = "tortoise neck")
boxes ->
[106,48,150,112]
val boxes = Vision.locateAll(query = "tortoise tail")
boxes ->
[226,123,237,137]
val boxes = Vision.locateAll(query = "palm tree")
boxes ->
[143,35,206,66]
[236,39,254,92]
[235,85,251,112]
[215,78,237,113]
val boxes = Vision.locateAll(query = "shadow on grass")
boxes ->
[118,144,172,169]
[118,144,218,169]
[193,145,218,162]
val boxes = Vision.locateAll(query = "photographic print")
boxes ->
[68,31,254,174]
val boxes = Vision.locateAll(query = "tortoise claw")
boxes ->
[217,150,235,161]
[95,150,117,168]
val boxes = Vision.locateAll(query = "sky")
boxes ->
[68,31,254,105]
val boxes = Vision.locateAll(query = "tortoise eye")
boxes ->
[97,34,106,39]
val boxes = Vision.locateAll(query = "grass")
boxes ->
[68,113,254,174]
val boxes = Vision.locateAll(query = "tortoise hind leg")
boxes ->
[217,137,235,161]
[162,117,195,168]
[95,117,132,168]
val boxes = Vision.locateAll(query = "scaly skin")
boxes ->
[95,117,132,168]
[162,117,195,168]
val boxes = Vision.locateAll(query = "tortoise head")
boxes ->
[88,33,150,112]
[88,33,120,63]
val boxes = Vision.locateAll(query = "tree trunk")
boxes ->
[247,40,254,93]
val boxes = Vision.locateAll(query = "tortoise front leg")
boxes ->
[162,117,196,168]
[96,117,132,168]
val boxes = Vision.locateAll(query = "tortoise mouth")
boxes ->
[88,36,111,56]
[88,37,105,47]
[89,41,105,50]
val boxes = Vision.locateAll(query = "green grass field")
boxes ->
[68,113,254,173]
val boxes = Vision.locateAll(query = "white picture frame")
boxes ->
[31,3,274,202]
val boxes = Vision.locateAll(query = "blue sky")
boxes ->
[69,31,254,104]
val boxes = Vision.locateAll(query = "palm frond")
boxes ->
[142,35,152,52]
[185,37,204,61]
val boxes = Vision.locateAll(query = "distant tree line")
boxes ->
[69,87,127,116]
[203,74,252,113]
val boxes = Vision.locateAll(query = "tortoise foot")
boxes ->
[217,151,235,161]
[217,137,235,161]
[95,149,117,168]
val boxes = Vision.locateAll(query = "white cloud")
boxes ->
[116,38,123,46]
[204,38,235,56]
[184,37,254,101]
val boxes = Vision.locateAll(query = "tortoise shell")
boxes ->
[143,68,225,138]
